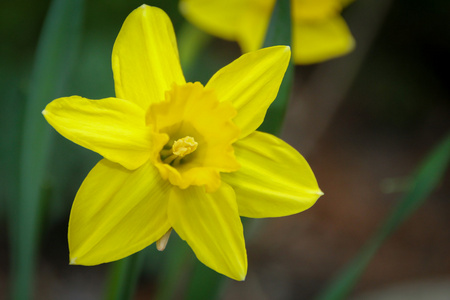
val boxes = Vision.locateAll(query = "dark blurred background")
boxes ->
[1,0,449,299]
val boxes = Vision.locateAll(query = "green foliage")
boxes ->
[317,132,450,300]
[2,0,448,299]
[105,252,146,300]
[258,0,294,136]
[9,0,84,299]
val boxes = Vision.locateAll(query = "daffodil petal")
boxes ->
[43,96,152,170]
[340,0,355,7]
[292,16,355,64]
[206,46,290,138]
[222,131,323,218]
[237,0,274,53]
[168,184,247,281]
[112,5,185,110]
[179,0,243,41]
[69,159,171,265]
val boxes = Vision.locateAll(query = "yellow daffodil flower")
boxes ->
[179,0,355,64]
[42,5,322,281]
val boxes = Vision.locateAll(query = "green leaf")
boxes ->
[316,132,450,300]
[105,252,146,300]
[177,22,212,79]
[10,0,84,299]
[154,233,199,300]
[258,0,294,136]
[186,263,226,300]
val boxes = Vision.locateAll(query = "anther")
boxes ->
[172,136,198,157]
[163,136,198,165]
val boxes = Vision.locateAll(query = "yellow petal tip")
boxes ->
[271,45,291,54]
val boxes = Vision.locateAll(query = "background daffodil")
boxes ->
[42,5,322,281]
[179,0,355,64]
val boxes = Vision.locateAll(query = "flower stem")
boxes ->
[105,252,146,300]
[177,22,212,78]
[259,0,294,136]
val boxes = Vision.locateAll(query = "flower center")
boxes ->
[162,136,198,166]
[147,82,240,192]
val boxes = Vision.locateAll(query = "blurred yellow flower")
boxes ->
[180,0,355,64]
[42,5,322,280]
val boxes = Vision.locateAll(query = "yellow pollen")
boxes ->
[163,136,198,165]
[172,136,198,157]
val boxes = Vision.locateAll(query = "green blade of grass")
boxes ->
[10,0,84,299]
[316,132,450,300]
[105,252,146,300]
[258,0,294,136]
[177,22,212,79]
[185,260,227,300]
[154,234,195,300]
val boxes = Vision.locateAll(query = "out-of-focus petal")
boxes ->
[237,0,274,53]
[294,0,342,21]
[179,0,244,41]
[292,16,355,64]
[69,159,172,265]
[222,131,323,218]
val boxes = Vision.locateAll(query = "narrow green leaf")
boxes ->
[316,132,450,300]
[105,252,146,300]
[155,234,195,300]
[177,22,212,79]
[10,0,84,299]
[263,0,292,48]
[186,263,226,300]
[0,61,25,239]
[258,0,294,136]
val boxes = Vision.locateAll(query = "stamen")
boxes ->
[163,154,178,165]
[160,149,173,156]
[163,136,198,165]
[172,136,198,157]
